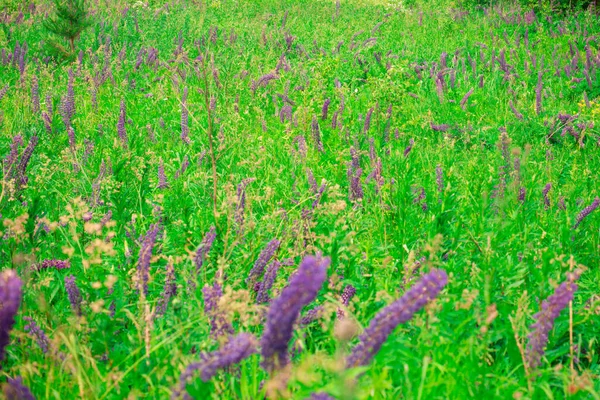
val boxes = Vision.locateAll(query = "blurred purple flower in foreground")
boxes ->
[0,270,23,363]
[346,269,447,368]
[261,255,329,372]
[526,271,580,371]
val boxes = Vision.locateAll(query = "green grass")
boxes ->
[1,0,600,398]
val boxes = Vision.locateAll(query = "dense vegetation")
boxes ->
[1,0,599,398]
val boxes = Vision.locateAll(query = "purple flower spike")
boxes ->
[202,283,234,339]
[337,284,357,319]
[37,259,70,270]
[542,183,551,209]
[404,138,414,158]
[156,261,177,315]
[173,333,257,399]
[321,98,331,120]
[346,269,447,368]
[23,317,50,353]
[260,255,329,372]
[195,226,217,273]
[526,271,580,371]
[4,377,35,400]
[311,116,323,152]
[247,239,281,288]
[117,99,128,147]
[256,260,282,304]
[64,275,82,316]
[0,270,23,363]
[181,87,190,144]
[573,197,600,229]
[137,224,160,297]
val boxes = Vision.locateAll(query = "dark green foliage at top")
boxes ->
[43,0,92,58]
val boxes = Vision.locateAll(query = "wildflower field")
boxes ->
[1,0,600,398]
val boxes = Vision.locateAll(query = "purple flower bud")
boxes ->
[300,305,324,326]
[311,116,323,152]
[573,197,600,229]
[535,71,543,115]
[346,269,447,368]
[0,270,23,363]
[321,99,331,120]
[436,164,444,197]
[280,104,292,123]
[542,183,551,209]
[4,376,35,400]
[349,167,364,202]
[157,159,168,189]
[337,284,356,319]
[181,87,190,144]
[156,261,177,315]
[403,138,414,158]
[202,283,233,339]
[195,226,217,273]
[261,256,329,372]
[37,259,70,270]
[518,187,526,203]
[526,271,579,371]
[247,239,281,289]
[64,275,82,316]
[23,316,49,353]
[256,260,281,304]
[3,134,22,176]
[68,126,76,150]
[137,224,160,296]
[460,89,473,110]
[364,107,374,133]
[117,99,128,147]
[173,333,257,399]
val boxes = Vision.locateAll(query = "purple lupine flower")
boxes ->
[195,226,217,273]
[235,178,255,230]
[364,107,374,133]
[300,305,324,326]
[60,68,76,129]
[3,134,23,176]
[261,256,329,372]
[460,89,473,111]
[535,71,543,115]
[45,93,52,117]
[15,135,38,187]
[202,283,234,339]
[23,317,49,353]
[306,168,318,194]
[67,126,76,150]
[247,239,281,289]
[349,167,364,202]
[0,270,23,363]
[4,377,35,400]
[280,104,292,123]
[366,157,384,192]
[436,164,444,198]
[156,261,177,315]
[321,98,331,120]
[117,99,128,147]
[312,182,326,209]
[251,72,278,93]
[430,123,450,132]
[346,269,447,368]
[256,260,281,304]
[518,187,526,203]
[499,130,511,169]
[542,183,551,209]
[337,284,357,319]
[181,87,190,144]
[157,159,168,189]
[412,186,428,211]
[311,116,323,152]
[173,333,257,399]
[64,275,82,316]
[37,259,70,270]
[137,224,160,297]
[558,196,566,211]
[526,271,580,371]
[0,84,8,101]
[307,393,335,400]
[31,75,40,114]
[573,197,600,229]
[403,138,414,158]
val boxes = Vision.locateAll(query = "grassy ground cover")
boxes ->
[0,0,599,398]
